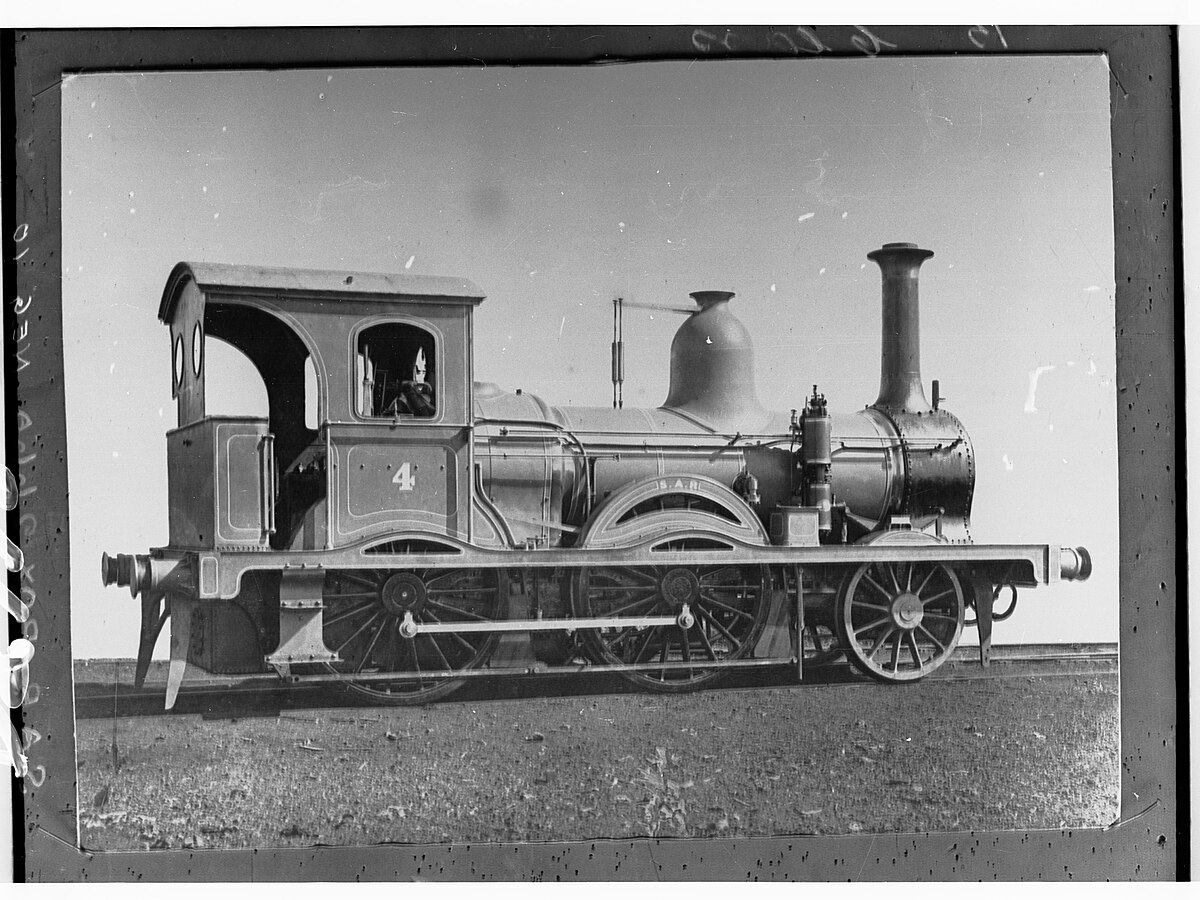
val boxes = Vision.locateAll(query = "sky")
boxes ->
[60,55,1117,658]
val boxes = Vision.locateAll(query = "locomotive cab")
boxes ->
[157,262,486,557]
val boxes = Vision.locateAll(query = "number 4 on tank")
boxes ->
[393,462,416,492]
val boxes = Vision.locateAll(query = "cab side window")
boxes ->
[356,323,437,418]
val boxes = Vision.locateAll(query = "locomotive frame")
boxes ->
[101,243,1092,708]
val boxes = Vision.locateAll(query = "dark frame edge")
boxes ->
[9,24,1183,881]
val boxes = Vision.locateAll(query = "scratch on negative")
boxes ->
[855,835,877,879]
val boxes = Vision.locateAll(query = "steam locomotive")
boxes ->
[101,242,1092,707]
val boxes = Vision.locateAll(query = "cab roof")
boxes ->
[159,261,486,323]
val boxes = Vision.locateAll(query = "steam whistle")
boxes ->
[801,385,833,535]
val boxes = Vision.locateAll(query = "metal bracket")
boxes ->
[969,575,994,667]
[165,595,196,710]
[265,570,338,670]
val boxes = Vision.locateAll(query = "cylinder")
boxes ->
[867,242,934,413]
[805,481,833,532]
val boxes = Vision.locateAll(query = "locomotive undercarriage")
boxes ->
[114,530,1081,708]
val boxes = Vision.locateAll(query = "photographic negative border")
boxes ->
[5,25,1183,881]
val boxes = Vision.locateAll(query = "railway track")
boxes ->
[72,643,1117,719]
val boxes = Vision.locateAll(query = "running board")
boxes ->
[280,655,794,684]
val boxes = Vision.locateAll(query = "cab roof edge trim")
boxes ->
[159,261,486,323]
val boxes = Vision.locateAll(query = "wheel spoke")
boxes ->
[698,592,755,622]
[922,611,961,624]
[422,607,483,654]
[697,567,762,591]
[426,598,492,622]
[600,567,658,587]
[602,626,639,650]
[590,582,655,593]
[906,631,924,669]
[354,619,386,673]
[867,626,897,661]
[603,592,660,616]
[341,572,382,590]
[862,573,894,602]
[631,627,660,664]
[853,615,891,637]
[913,564,937,596]
[889,631,902,673]
[916,623,948,652]
[695,623,719,660]
[884,563,901,594]
[696,605,742,649]
[324,600,376,628]
[329,591,383,600]
[407,628,423,681]
[852,599,892,612]
[919,587,956,606]
[335,611,382,654]
[423,632,452,670]
[422,570,480,591]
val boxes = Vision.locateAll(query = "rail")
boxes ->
[73,643,1117,719]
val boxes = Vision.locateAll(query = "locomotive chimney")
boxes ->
[867,242,934,413]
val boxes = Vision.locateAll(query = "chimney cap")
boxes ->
[867,242,934,263]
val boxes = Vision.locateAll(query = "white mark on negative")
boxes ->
[1002,454,1014,472]
[405,255,415,270]
[1024,365,1057,412]
[797,212,815,224]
